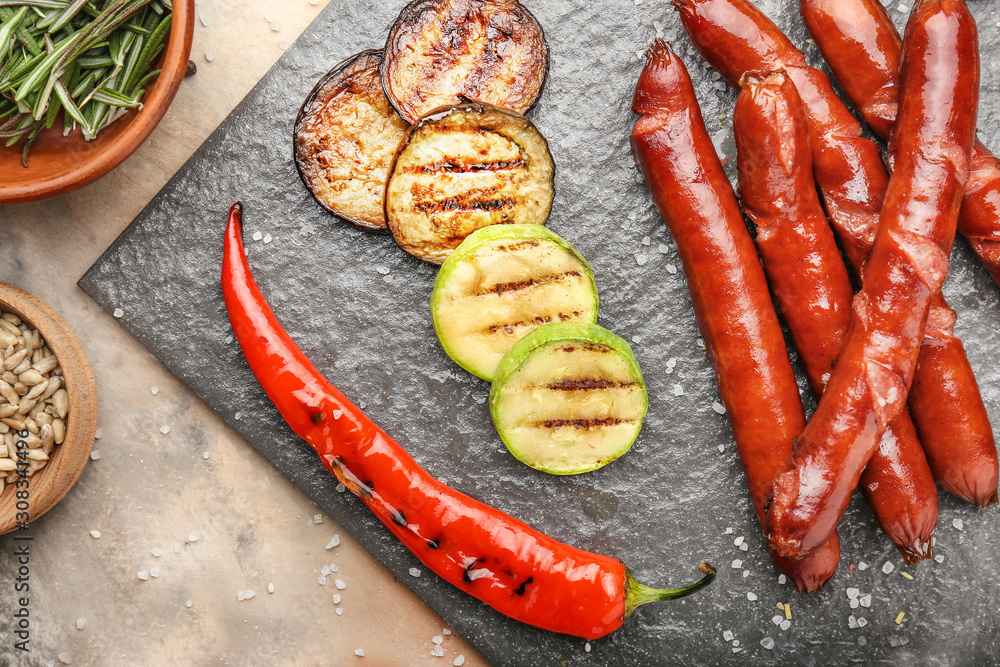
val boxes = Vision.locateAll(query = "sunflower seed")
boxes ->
[53,389,69,419]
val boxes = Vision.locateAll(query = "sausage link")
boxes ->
[801,0,1000,289]
[800,0,999,507]
[768,0,980,558]
[734,70,937,563]
[631,41,838,590]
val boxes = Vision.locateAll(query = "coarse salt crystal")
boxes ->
[270,20,281,31]
[780,620,791,631]
[253,232,264,243]
[113,308,124,318]
[761,637,775,649]
[641,236,651,246]
[953,518,964,530]
[857,617,868,628]
[225,335,234,345]
[666,264,678,275]
[237,591,246,601]
[717,444,725,453]
[454,657,465,666]
[235,412,242,420]
[90,450,101,461]
[245,590,255,599]
[850,599,859,609]
[150,387,159,396]
[159,425,170,435]
[848,615,859,629]
[174,543,181,553]
[409,568,421,577]
[934,555,944,564]
[264,10,275,20]
[138,570,149,581]
[268,583,274,594]
[673,384,684,396]
[742,570,750,578]
[76,617,86,630]
[326,535,341,549]
[355,649,364,657]
[712,401,726,414]
[58,652,71,664]
[188,532,200,543]
[725,527,733,534]
[847,587,860,600]
[723,630,734,641]
[858,637,867,647]
[772,615,783,626]
[383,275,394,284]
[333,594,341,604]
[882,561,894,574]
[151,547,161,557]
[95,428,103,439]
[333,410,343,420]
[431,645,444,657]
[335,579,347,590]
[739,542,748,552]
[89,530,101,539]
[443,629,452,635]
[432,636,444,645]
[747,592,757,601]
[858,561,868,571]
[376,266,390,275]
[732,647,742,654]
[336,484,346,493]
[330,564,339,572]
[897,3,909,13]
[279,39,290,50]
[336,608,344,616]
[186,600,192,607]
[321,565,331,576]
[636,252,648,266]
[263,234,272,244]
[150,568,160,578]
[199,15,207,26]
[860,595,872,608]
[203,452,209,460]
[778,574,786,584]
[732,559,743,569]
[318,576,327,586]
[314,514,323,524]
[658,244,670,254]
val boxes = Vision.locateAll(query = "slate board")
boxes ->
[79,1,1000,664]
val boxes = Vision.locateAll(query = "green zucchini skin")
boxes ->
[431,224,599,381]
[489,322,648,475]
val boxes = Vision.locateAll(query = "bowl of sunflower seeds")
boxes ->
[0,282,97,535]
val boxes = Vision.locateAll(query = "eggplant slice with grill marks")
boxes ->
[490,322,648,475]
[294,50,409,231]
[381,0,549,124]
[385,101,555,264]
[431,224,599,381]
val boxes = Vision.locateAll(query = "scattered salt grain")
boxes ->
[150,568,160,578]
[847,587,860,600]
[636,252,648,266]
[857,617,868,628]
[712,401,726,414]
[376,266,390,275]
[263,234,272,244]
[321,565,331,576]
[673,384,684,396]
[318,576,327,586]
[760,637,774,650]
[742,570,750,578]
[858,561,868,571]
[641,236,651,246]
[95,428,103,439]
[188,532,200,543]
[335,579,347,590]
[270,20,281,31]
[279,40,291,50]
[58,653,71,665]
[159,425,170,435]
[731,559,743,569]
[268,583,274,594]
[185,600,192,607]
[443,629,452,636]
[150,387,158,395]
[860,595,872,608]
[732,647,743,654]
[310,0,318,5]
[658,244,670,254]
[848,615,859,629]
[333,410,343,420]
[747,592,757,601]
[89,530,101,539]
[355,649,364,657]
[778,574,786,585]
[205,51,214,62]
[225,335,234,345]
[203,452,210,460]
[739,542,748,552]
[199,15,207,26]
[235,412,242,420]
[409,568,421,578]
[264,10,275,21]
[174,543,181,553]
[934,554,944,564]
[725,527,734,534]
[383,275,394,284]
[326,535,341,549]
[90,450,101,460]
[665,263,678,275]
[882,561,894,574]
[717,444,725,453]
[454,657,465,666]
[850,599,859,609]
[432,636,444,645]
[237,591,246,601]
[723,630,734,641]
[76,618,86,630]
[314,514,323,524]
[245,589,255,599]
[953,518,964,531]
[336,484,346,493]
[858,636,867,647]
[151,547,161,557]
[333,594,341,604]
[897,3,909,13]
[336,608,344,616]
[431,645,444,657]
[113,308,124,318]
[329,564,339,573]
[138,570,149,581]
[772,615,783,626]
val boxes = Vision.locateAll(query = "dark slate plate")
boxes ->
[80,1,1000,664]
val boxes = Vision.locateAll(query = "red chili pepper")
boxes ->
[221,202,715,640]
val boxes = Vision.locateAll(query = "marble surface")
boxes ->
[0,2,486,665]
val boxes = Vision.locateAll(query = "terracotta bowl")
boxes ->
[0,0,195,205]
[0,283,98,535]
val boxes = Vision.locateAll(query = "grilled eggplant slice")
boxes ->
[294,50,409,231]
[490,322,648,475]
[381,0,548,124]
[385,102,555,264]
[431,225,599,381]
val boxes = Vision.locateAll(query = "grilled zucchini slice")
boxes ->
[431,225,599,381]
[490,322,648,475]
[381,0,548,124]
[294,50,409,231]
[385,101,554,264]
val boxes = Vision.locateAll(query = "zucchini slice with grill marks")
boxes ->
[381,0,548,124]
[385,101,554,264]
[431,224,599,381]
[490,322,648,475]
[294,50,409,231]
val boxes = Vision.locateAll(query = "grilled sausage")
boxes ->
[631,41,839,590]
[800,0,998,508]
[766,0,980,558]
[734,70,937,563]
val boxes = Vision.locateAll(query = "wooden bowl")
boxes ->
[0,283,98,535]
[0,0,195,205]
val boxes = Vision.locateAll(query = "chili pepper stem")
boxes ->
[624,561,717,618]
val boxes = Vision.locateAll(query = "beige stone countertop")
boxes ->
[0,2,489,665]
